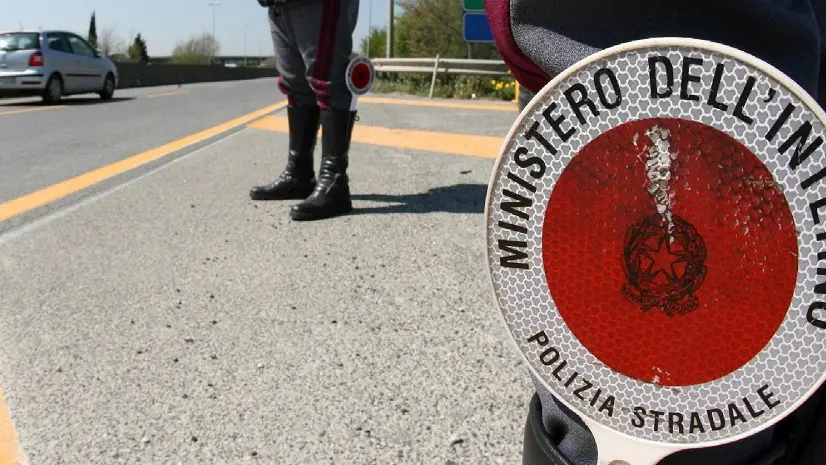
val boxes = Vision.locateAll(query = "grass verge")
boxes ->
[370,73,517,100]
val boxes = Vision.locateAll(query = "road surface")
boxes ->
[0,78,531,465]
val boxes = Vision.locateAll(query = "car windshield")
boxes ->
[0,33,40,52]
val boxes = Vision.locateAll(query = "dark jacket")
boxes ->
[486,0,825,105]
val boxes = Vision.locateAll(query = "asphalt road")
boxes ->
[0,82,531,465]
[0,79,283,205]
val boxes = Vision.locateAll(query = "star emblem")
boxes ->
[639,234,689,283]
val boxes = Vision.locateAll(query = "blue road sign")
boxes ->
[462,13,494,43]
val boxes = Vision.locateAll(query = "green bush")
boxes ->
[369,73,516,101]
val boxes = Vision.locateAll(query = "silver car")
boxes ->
[0,30,118,104]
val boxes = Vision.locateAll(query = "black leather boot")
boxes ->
[289,109,356,221]
[250,104,321,200]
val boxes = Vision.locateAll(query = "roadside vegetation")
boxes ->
[370,74,516,100]
[84,0,518,101]
[358,0,517,100]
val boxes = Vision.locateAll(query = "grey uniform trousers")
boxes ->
[267,0,360,111]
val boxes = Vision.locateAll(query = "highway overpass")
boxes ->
[148,55,274,67]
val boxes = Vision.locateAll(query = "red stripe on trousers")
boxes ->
[277,76,295,106]
[312,0,342,109]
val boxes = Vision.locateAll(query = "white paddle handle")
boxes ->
[588,419,676,465]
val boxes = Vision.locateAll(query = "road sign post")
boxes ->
[462,0,493,44]
[462,13,494,43]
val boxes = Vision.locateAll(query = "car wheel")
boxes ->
[100,74,115,101]
[42,75,63,105]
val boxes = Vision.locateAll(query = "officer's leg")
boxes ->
[250,6,322,201]
[277,0,360,221]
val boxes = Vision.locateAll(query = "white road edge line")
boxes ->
[0,129,248,246]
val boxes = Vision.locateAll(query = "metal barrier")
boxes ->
[370,55,512,98]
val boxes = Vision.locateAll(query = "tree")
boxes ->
[88,12,98,48]
[358,25,413,58]
[127,33,149,64]
[98,27,127,57]
[170,33,221,65]
[393,0,499,58]
[358,0,500,59]
[360,27,387,58]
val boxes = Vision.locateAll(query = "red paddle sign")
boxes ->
[485,38,826,464]
[345,55,374,96]
[544,117,798,387]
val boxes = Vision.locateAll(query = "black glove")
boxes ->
[257,0,275,6]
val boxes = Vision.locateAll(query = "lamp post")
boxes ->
[243,23,250,67]
[366,0,373,57]
[208,2,220,39]
[386,0,393,58]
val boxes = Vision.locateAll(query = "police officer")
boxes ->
[251,0,360,222]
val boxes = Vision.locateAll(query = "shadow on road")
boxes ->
[0,96,135,107]
[351,183,488,215]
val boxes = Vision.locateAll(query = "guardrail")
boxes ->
[114,62,279,89]
[370,56,511,98]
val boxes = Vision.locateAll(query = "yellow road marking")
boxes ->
[0,101,286,223]
[146,90,187,98]
[249,115,503,159]
[0,386,25,465]
[358,96,516,112]
[0,106,66,116]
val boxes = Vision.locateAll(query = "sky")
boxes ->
[0,0,391,56]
